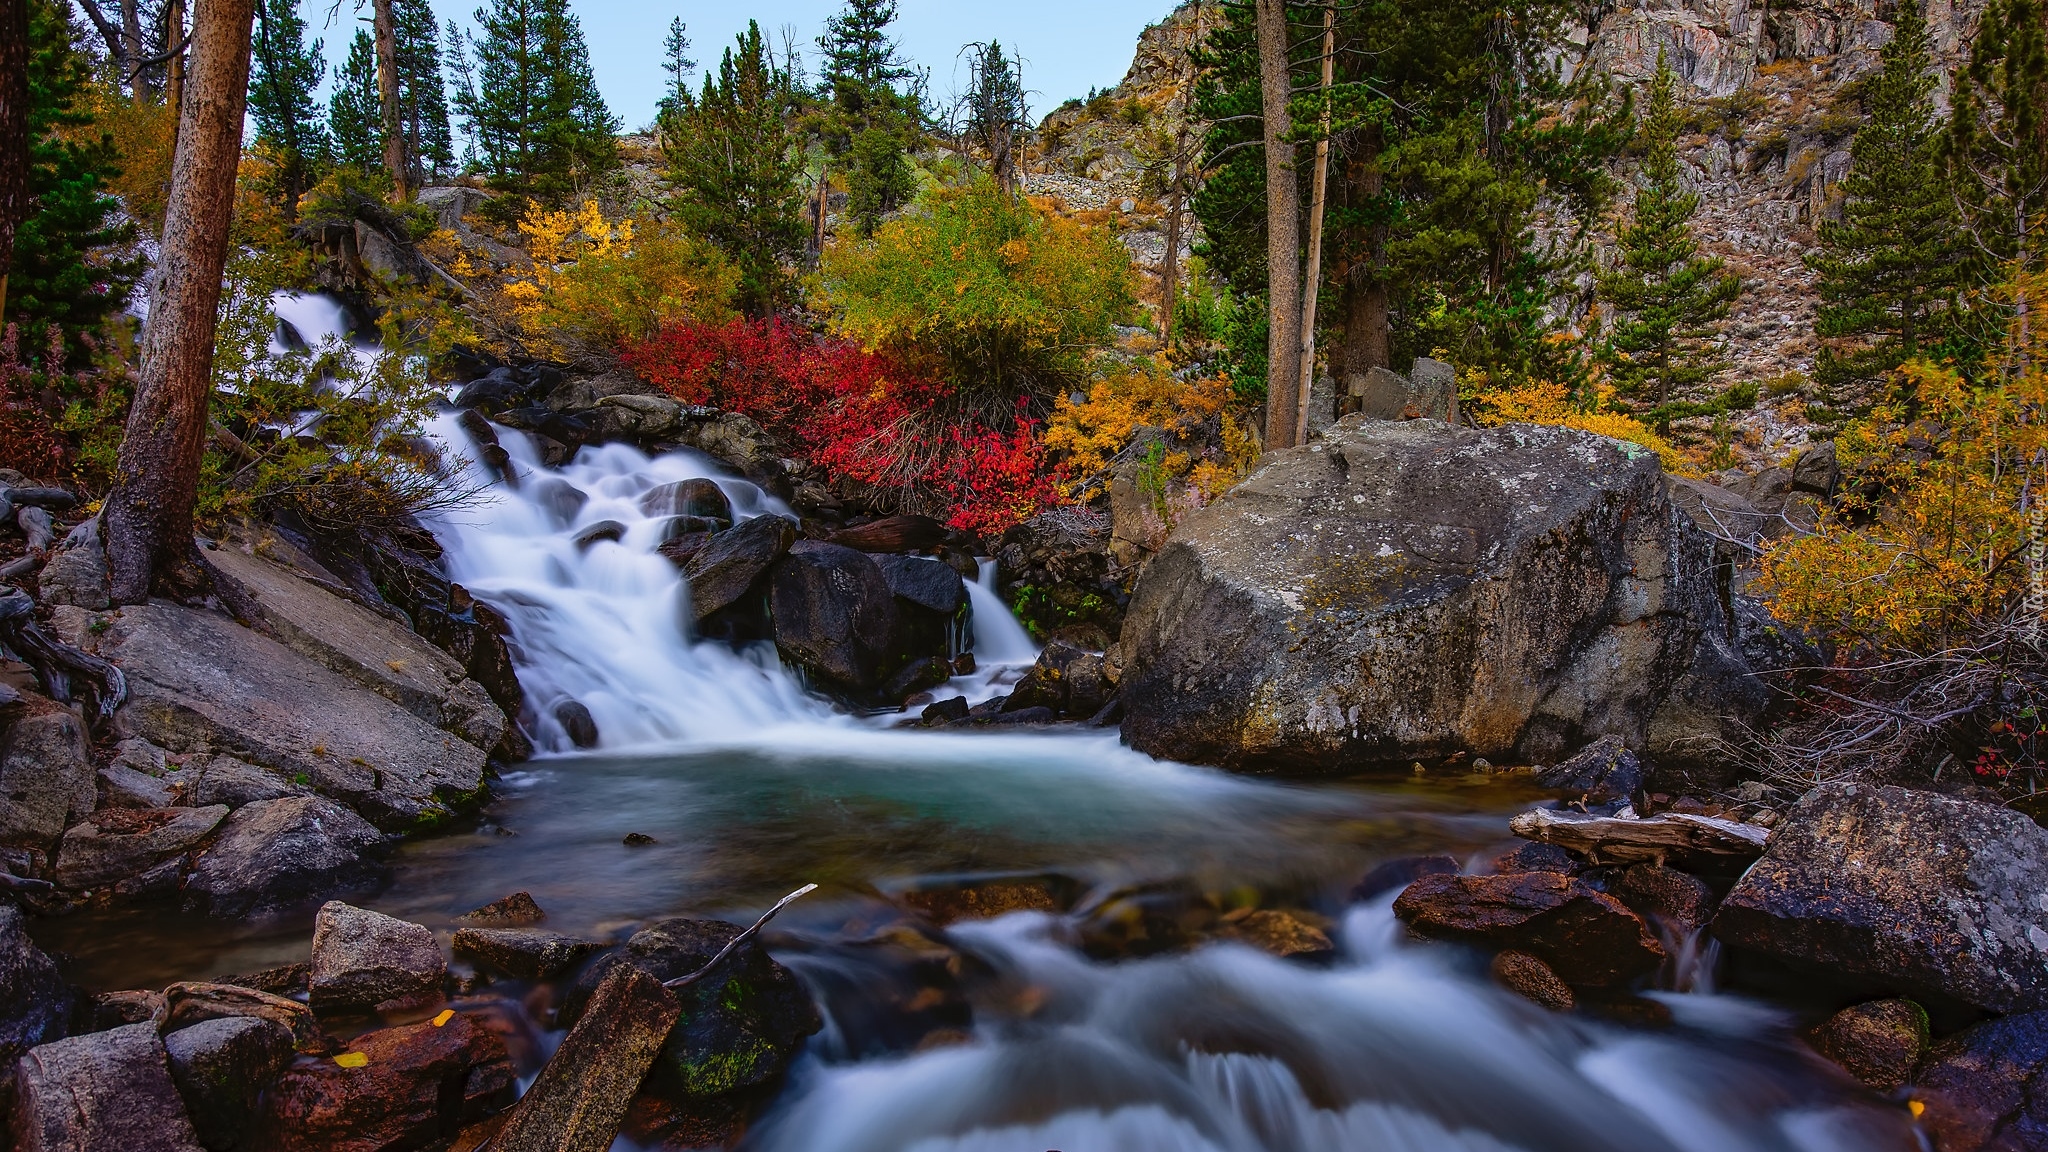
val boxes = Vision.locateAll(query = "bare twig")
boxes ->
[663,884,818,991]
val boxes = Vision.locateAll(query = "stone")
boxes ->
[35,524,110,609]
[1805,999,1926,1093]
[0,904,73,1078]
[553,700,599,749]
[826,515,950,555]
[768,542,899,692]
[872,554,967,615]
[485,964,680,1152]
[205,545,508,754]
[1393,871,1665,987]
[1004,641,1098,717]
[458,891,546,926]
[1489,842,1579,875]
[55,805,229,891]
[91,989,166,1029]
[1913,1011,2048,1152]
[309,901,448,1014]
[100,763,181,808]
[682,514,795,624]
[11,1023,205,1152]
[1348,359,1454,422]
[1714,783,2048,1013]
[1612,863,1716,939]
[571,520,626,551]
[182,797,389,920]
[1215,909,1334,958]
[1490,950,1575,1011]
[79,602,489,832]
[559,918,822,1107]
[1118,422,1763,777]
[164,1016,297,1150]
[219,965,311,997]
[920,696,971,726]
[639,478,732,522]
[184,755,311,808]
[1352,854,1461,901]
[255,1013,515,1152]
[0,710,95,850]
[900,880,1061,925]
[995,508,1125,640]
[882,657,951,702]
[452,928,600,979]
[1535,736,1644,806]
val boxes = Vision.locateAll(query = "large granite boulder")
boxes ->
[72,601,489,831]
[678,513,795,625]
[1117,421,1764,774]
[768,542,898,692]
[0,905,74,1077]
[0,709,95,851]
[10,1023,205,1152]
[182,797,390,920]
[1715,783,2048,1013]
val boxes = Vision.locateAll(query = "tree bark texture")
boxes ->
[103,0,255,604]
[0,0,28,319]
[1293,0,1336,446]
[1339,124,1390,399]
[165,0,187,118]
[122,0,149,96]
[1255,0,1302,448]
[373,0,406,199]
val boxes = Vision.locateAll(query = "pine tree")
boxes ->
[7,0,142,361]
[816,0,919,230]
[959,40,1026,193]
[248,0,327,217]
[1948,0,2047,344]
[444,18,479,169]
[330,29,384,170]
[457,0,619,205]
[667,20,804,315]
[657,17,695,123]
[1807,0,1970,399]
[1597,52,1741,415]
[394,0,452,184]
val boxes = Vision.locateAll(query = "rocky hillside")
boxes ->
[1033,0,1988,441]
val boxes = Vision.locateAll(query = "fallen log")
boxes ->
[1509,806,1770,867]
[0,585,126,720]
[160,981,334,1055]
[17,505,54,553]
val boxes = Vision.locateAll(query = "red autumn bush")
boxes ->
[623,318,1067,536]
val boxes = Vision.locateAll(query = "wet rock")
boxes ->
[571,520,626,551]
[1913,1011,2048,1152]
[164,1016,297,1150]
[78,602,489,832]
[0,904,74,1076]
[161,983,329,1056]
[100,763,181,808]
[1806,999,1926,1093]
[1351,854,1459,901]
[219,965,311,998]
[255,1013,514,1152]
[486,963,679,1152]
[560,918,822,1112]
[883,656,952,702]
[768,542,898,692]
[872,554,967,614]
[182,797,389,920]
[11,1022,205,1152]
[1393,871,1665,987]
[995,508,1125,640]
[969,705,1056,727]
[309,901,448,1014]
[1535,736,1644,806]
[680,513,795,623]
[1715,783,2048,1013]
[458,891,546,926]
[0,710,96,850]
[639,478,732,522]
[920,696,971,726]
[1215,909,1335,958]
[452,928,600,979]
[1005,641,1110,718]
[1490,950,1575,1011]
[623,832,656,846]
[553,700,599,749]
[1612,863,1715,939]
[55,805,229,891]
[901,879,1062,925]
[1118,422,1763,778]
[1488,842,1579,875]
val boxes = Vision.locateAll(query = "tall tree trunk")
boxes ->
[0,0,28,321]
[1340,123,1389,392]
[1292,0,1335,446]
[1160,6,1205,351]
[1255,0,1302,448]
[164,0,186,117]
[373,0,406,199]
[122,0,149,97]
[103,0,255,604]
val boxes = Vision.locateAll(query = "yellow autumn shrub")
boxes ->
[502,200,739,358]
[1467,377,1692,475]
[1044,361,1258,499]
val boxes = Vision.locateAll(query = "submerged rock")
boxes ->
[1807,999,1926,1093]
[1714,783,2048,1013]
[1117,421,1763,777]
[182,797,389,920]
[308,901,447,1014]
[1393,871,1665,987]
[12,1022,205,1152]
[1215,909,1334,959]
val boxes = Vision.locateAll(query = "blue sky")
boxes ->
[313,0,1174,129]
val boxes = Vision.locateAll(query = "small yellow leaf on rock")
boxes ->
[1908,1100,1925,1119]
[432,1009,455,1027]
[333,1052,368,1068]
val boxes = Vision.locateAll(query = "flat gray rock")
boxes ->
[12,1022,205,1152]
[182,796,389,920]
[0,710,95,851]
[55,805,229,891]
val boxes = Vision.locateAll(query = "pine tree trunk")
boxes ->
[1255,0,1302,448]
[1339,124,1390,396]
[0,0,27,320]
[373,0,406,199]
[123,0,150,97]
[165,0,186,115]
[1292,0,1335,446]
[103,0,255,604]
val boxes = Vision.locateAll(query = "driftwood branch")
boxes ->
[0,585,127,721]
[1509,807,1770,867]
[663,883,819,990]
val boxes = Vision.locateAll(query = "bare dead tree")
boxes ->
[103,0,256,603]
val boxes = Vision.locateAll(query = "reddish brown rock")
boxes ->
[1216,909,1335,959]
[900,880,1060,925]
[1808,999,1927,1092]
[1490,950,1575,1011]
[1393,871,1664,987]
[1913,1010,2048,1152]
[1613,863,1716,939]
[254,1013,514,1152]
[457,891,546,927]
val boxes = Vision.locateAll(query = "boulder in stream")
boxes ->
[1536,736,1644,806]
[768,542,899,692]
[1714,783,2048,1013]
[1116,421,1764,778]
[1392,870,1665,987]
[1913,1010,2048,1152]
[452,927,600,979]
[182,797,389,920]
[1806,999,1927,1093]
[308,901,448,1014]
[254,1012,514,1152]
[11,1022,205,1152]
[677,513,795,624]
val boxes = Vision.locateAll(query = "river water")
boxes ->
[38,296,1920,1150]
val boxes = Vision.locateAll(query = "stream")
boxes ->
[37,296,1919,1151]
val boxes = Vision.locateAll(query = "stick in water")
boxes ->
[665,884,818,990]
